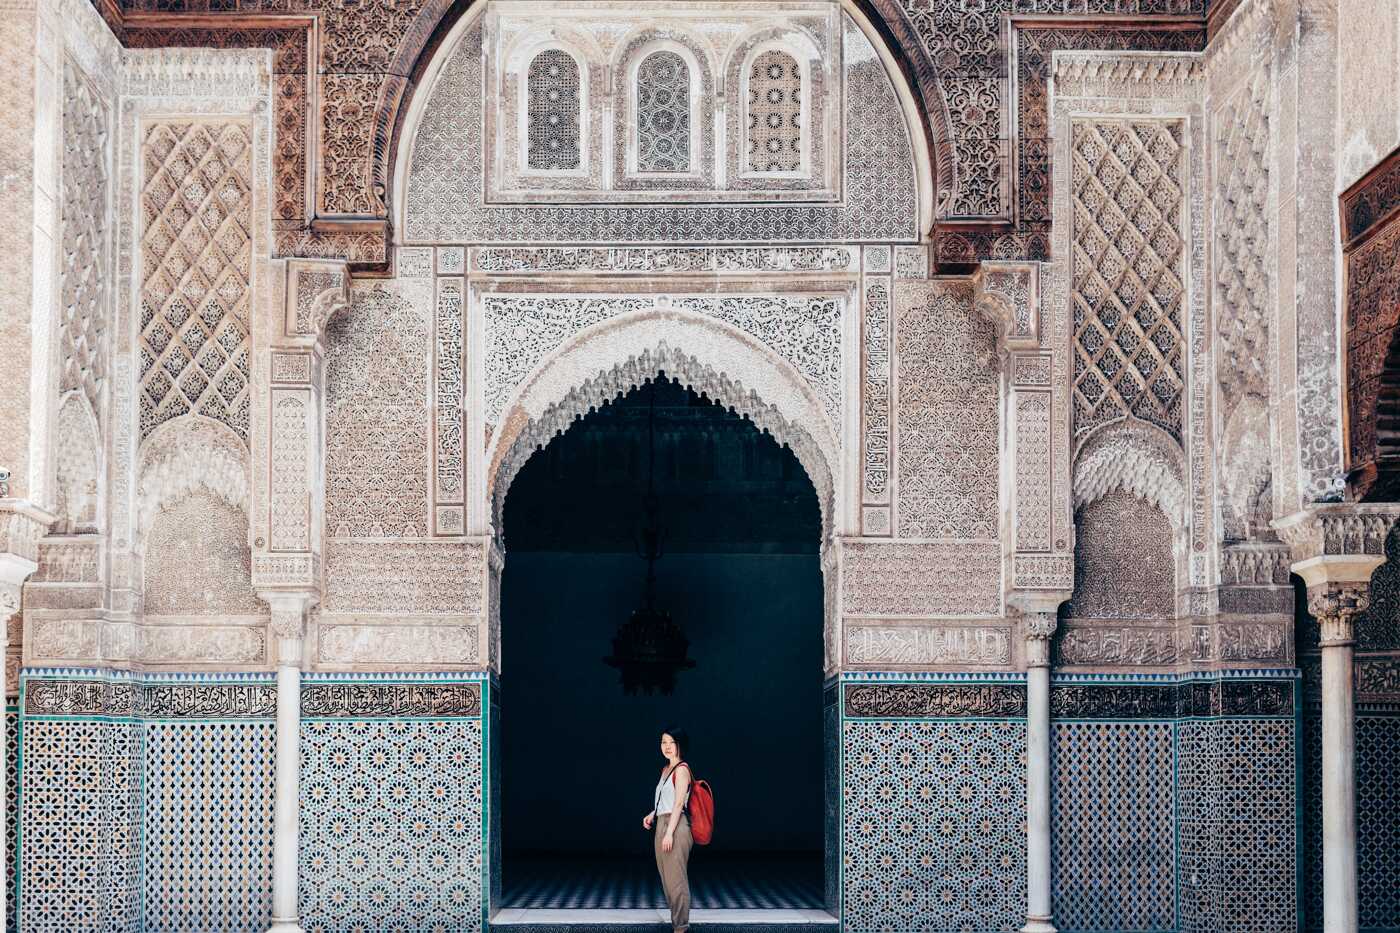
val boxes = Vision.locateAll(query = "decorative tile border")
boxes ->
[843,682,1028,718]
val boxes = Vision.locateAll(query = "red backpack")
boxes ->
[671,762,715,845]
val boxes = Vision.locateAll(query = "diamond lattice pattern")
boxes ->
[138,121,253,442]
[1070,119,1185,444]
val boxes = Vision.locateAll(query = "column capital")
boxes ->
[1307,583,1370,647]
[1010,592,1068,669]
[260,590,318,643]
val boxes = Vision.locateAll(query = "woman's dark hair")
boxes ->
[662,727,689,761]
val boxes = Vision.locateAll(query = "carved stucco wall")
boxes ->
[1051,51,1210,654]
[1337,0,1400,191]
[401,12,919,245]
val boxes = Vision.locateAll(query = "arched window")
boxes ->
[526,49,581,171]
[747,49,802,173]
[636,51,691,173]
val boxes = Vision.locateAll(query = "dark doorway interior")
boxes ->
[500,376,825,910]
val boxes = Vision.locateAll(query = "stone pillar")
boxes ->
[1021,607,1058,933]
[1308,583,1368,933]
[265,594,313,933]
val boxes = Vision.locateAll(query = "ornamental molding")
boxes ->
[1072,422,1189,530]
[1274,504,1400,562]
[135,415,250,542]
[1051,51,1205,98]
[25,616,269,668]
[843,682,1027,718]
[121,47,274,99]
[487,309,840,539]
[972,261,1040,351]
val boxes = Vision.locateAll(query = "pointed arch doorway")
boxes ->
[497,374,827,917]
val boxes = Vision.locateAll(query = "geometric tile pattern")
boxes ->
[5,708,15,933]
[1178,718,1296,933]
[141,723,274,932]
[1305,711,1400,931]
[19,718,143,933]
[1051,722,1174,931]
[1357,715,1400,931]
[299,719,484,933]
[842,720,1027,933]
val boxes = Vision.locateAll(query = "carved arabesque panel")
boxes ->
[324,284,430,538]
[894,281,999,540]
[144,491,264,617]
[1070,118,1186,447]
[59,58,110,426]
[137,121,253,444]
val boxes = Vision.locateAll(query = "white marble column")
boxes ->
[266,596,312,933]
[1311,584,1367,933]
[1021,609,1058,933]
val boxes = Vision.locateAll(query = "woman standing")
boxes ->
[642,728,693,933]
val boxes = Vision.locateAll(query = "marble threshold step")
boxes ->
[490,908,839,933]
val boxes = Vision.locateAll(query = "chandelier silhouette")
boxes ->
[604,379,696,695]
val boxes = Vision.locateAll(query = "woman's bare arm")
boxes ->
[661,766,691,852]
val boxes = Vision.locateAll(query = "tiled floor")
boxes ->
[503,853,825,910]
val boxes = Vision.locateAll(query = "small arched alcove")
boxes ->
[498,375,826,910]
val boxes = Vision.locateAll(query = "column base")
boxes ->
[267,920,305,933]
[1022,919,1057,933]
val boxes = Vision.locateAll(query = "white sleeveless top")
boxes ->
[654,765,685,815]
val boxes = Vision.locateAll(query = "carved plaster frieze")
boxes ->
[24,615,269,668]
[1275,504,1400,561]
[843,621,1012,667]
[315,617,481,667]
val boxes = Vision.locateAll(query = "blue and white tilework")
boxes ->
[142,722,274,931]
[1051,722,1174,931]
[19,717,143,933]
[842,714,1028,933]
[5,706,17,933]
[299,718,485,932]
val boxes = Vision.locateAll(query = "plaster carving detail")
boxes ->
[323,541,484,615]
[137,119,253,443]
[269,393,311,552]
[1069,116,1186,446]
[318,621,480,666]
[135,416,250,541]
[325,283,431,538]
[143,492,263,617]
[842,542,1002,617]
[844,623,1011,666]
[894,280,999,540]
[862,279,891,504]
[435,277,465,508]
[484,294,844,430]
[404,16,916,243]
[491,334,837,541]
[1073,421,1189,529]
[54,396,101,533]
[58,58,111,429]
